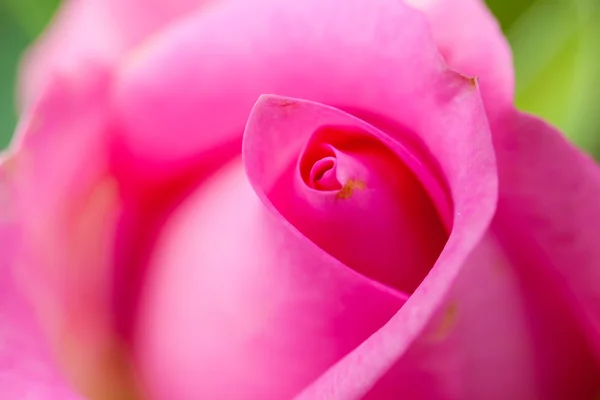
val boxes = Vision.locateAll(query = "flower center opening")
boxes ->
[271,125,449,294]
[309,157,342,190]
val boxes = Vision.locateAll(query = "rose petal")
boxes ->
[298,233,600,399]
[10,68,142,399]
[493,111,600,359]
[0,156,81,399]
[293,114,600,400]
[136,160,407,400]
[118,2,501,396]
[113,0,483,177]
[18,0,207,109]
[406,0,514,116]
[243,95,448,294]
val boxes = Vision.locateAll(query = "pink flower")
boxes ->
[2,0,600,399]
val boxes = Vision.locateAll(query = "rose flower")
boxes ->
[1,0,600,399]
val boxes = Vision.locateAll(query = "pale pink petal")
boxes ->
[0,157,81,399]
[406,0,514,116]
[10,68,142,398]
[19,0,206,109]
[135,160,407,400]
[244,95,448,294]
[113,0,478,176]
[493,111,600,360]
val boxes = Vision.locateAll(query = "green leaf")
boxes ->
[507,0,600,158]
[0,0,59,149]
[3,0,60,40]
[485,0,537,31]
[0,11,29,149]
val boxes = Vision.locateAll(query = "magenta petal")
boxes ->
[294,115,600,399]
[114,0,484,175]
[493,111,600,358]
[298,233,599,399]
[135,160,407,400]
[243,95,448,294]
[406,0,514,116]
[119,0,500,393]
[308,157,341,190]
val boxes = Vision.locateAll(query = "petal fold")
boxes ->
[406,0,514,116]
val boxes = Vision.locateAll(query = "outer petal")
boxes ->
[493,111,600,359]
[18,0,206,109]
[406,0,514,116]
[10,68,142,399]
[0,156,81,399]
[114,0,471,174]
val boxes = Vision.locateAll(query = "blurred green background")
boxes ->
[0,0,599,157]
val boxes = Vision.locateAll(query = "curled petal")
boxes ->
[244,95,448,294]
[298,233,600,399]
[294,112,600,400]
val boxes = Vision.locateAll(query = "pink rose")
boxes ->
[2,0,600,399]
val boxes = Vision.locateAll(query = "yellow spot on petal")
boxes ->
[428,301,458,343]
[57,329,143,400]
[336,179,366,200]
[42,176,138,400]
[468,76,479,88]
